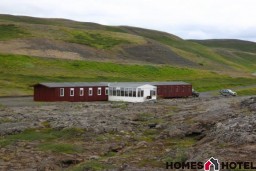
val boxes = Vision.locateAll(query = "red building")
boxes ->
[34,82,108,102]
[153,82,192,98]
[34,82,192,102]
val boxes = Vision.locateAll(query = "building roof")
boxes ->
[37,82,109,88]
[150,81,190,86]
[35,81,190,88]
[109,81,190,86]
[108,83,156,88]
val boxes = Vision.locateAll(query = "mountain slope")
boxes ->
[190,39,256,53]
[0,14,255,75]
[0,14,256,95]
[190,39,256,72]
[0,16,196,66]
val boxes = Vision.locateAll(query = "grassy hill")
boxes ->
[190,39,256,53]
[190,39,256,72]
[1,54,255,96]
[0,14,255,96]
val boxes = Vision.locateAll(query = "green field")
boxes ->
[0,54,255,96]
[237,87,256,96]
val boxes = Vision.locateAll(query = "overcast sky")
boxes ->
[1,0,256,42]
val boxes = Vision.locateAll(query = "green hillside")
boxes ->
[0,14,255,96]
[1,54,255,96]
[190,39,256,72]
[0,14,255,71]
[190,39,256,53]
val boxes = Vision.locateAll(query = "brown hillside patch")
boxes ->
[0,38,113,61]
[122,41,198,66]
[0,38,198,67]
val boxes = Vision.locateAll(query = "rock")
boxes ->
[155,124,163,129]
[216,122,222,128]
[109,143,126,152]
[59,158,83,168]
[0,122,36,136]
[148,123,157,128]
[136,141,148,148]
[241,97,256,110]
[168,127,185,138]
[89,155,100,160]
[213,115,256,145]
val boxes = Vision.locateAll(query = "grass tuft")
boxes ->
[68,30,130,49]
[0,24,29,40]
[39,143,83,154]
[0,128,86,147]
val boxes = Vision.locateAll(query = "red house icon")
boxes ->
[204,157,219,171]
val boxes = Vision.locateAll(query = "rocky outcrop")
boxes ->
[0,96,255,170]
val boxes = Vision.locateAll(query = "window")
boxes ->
[140,90,144,97]
[128,88,133,97]
[113,87,116,96]
[132,88,136,97]
[80,88,84,96]
[97,87,101,95]
[60,88,64,97]
[150,90,156,96]
[117,89,121,96]
[153,88,156,96]
[105,88,109,95]
[138,88,141,97]
[89,88,93,96]
[109,87,113,96]
[70,88,74,96]
[121,88,125,96]
[125,88,129,97]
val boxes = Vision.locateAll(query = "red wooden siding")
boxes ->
[34,85,56,101]
[34,85,108,102]
[156,85,192,98]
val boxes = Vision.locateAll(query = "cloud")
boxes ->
[0,0,256,42]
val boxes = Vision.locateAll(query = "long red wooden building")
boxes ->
[34,81,192,102]
[34,82,109,102]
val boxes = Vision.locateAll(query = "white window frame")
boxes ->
[105,87,109,95]
[97,87,102,96]
[70,88,74,96]
[89,88,93,96]
[80,88,84,96]
[60,88,65,97]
